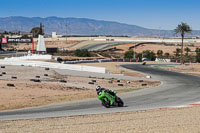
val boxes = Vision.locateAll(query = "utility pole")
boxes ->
[40,23,44,35]
[65,24,67,41]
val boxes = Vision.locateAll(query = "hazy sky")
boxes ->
[0,0,200,30]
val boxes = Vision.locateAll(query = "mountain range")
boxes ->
[0,16,200,37]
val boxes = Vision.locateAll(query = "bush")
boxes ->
[124,50,134,59]
[75,49,91,57]
[143,50,156,61]
[157,50,163,58]
[196,52,200,63]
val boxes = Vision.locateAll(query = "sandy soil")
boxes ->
[5,40,79,50]
[0,65,159,111]
[1,106,200,133]
[112,43,198,56]
[158,63,200,76]
[80,62,146,77]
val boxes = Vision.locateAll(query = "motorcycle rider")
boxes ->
[96,85,116,96]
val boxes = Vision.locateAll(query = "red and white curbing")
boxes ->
[152,102,200,110]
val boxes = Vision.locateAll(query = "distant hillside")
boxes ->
[0,16,199,37]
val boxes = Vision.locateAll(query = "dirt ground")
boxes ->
[80,62,146,77]
[0,65,159,111]
[157,63,200,76]
[1,106,200,133]
[112,43,198,56]
[5,40,79,51]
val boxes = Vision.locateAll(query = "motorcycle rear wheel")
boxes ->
[116,97,124,107]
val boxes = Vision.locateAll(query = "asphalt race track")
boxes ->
[1,64,200,121]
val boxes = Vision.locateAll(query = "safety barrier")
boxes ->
[155,58,171,62]
[0,60,106,73]
[4,54,52,60]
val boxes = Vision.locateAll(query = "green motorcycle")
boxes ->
[98,90,124,108]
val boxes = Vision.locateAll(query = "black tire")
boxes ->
[116,97,124,107]
[102,99,110,108]
[7,83,15,87]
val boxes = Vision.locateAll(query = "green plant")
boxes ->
[157,50,163,58]
[173,48,181,57]
[30,27,40,38]
[124,50,134,59]
[164,52,170,58]
[74,49,91,57]
[184,47,191,56]
[143,50,156,61]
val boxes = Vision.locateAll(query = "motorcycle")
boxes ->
[98,90,124,108]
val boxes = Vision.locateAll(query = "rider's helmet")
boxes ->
[96,85,101,92]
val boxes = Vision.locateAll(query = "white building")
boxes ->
[52,31,62,38]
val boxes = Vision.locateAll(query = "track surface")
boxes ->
[1,64,200,121]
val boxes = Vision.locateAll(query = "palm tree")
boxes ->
[174,22,192,64]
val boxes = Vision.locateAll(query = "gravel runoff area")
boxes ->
[0,64,159,111]
[0,106,200,133]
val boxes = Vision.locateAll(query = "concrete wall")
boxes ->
[33,37,200,43]
[0,55,106,73]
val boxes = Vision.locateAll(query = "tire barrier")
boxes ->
[108,80,113,84]
[118,84,123,86]
[44,74,48,76]
[34,79,41,82]
[11,76,17,79]
[88,82,94,85]
[30,79,41,82]
[142,84,147,86]
[2,72,6,75]
[59,80,67,83]
[45,68,50,70]
[91,80,96,82]
[7,83,15,87]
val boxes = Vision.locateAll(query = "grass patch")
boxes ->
[116,88,142,93]
[154,65,175,69]
[0,56,6,59]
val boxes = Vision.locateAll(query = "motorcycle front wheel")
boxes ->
[102,99,110,108]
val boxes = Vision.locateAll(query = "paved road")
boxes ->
[1,64,200,121]
[79,42,132,51]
